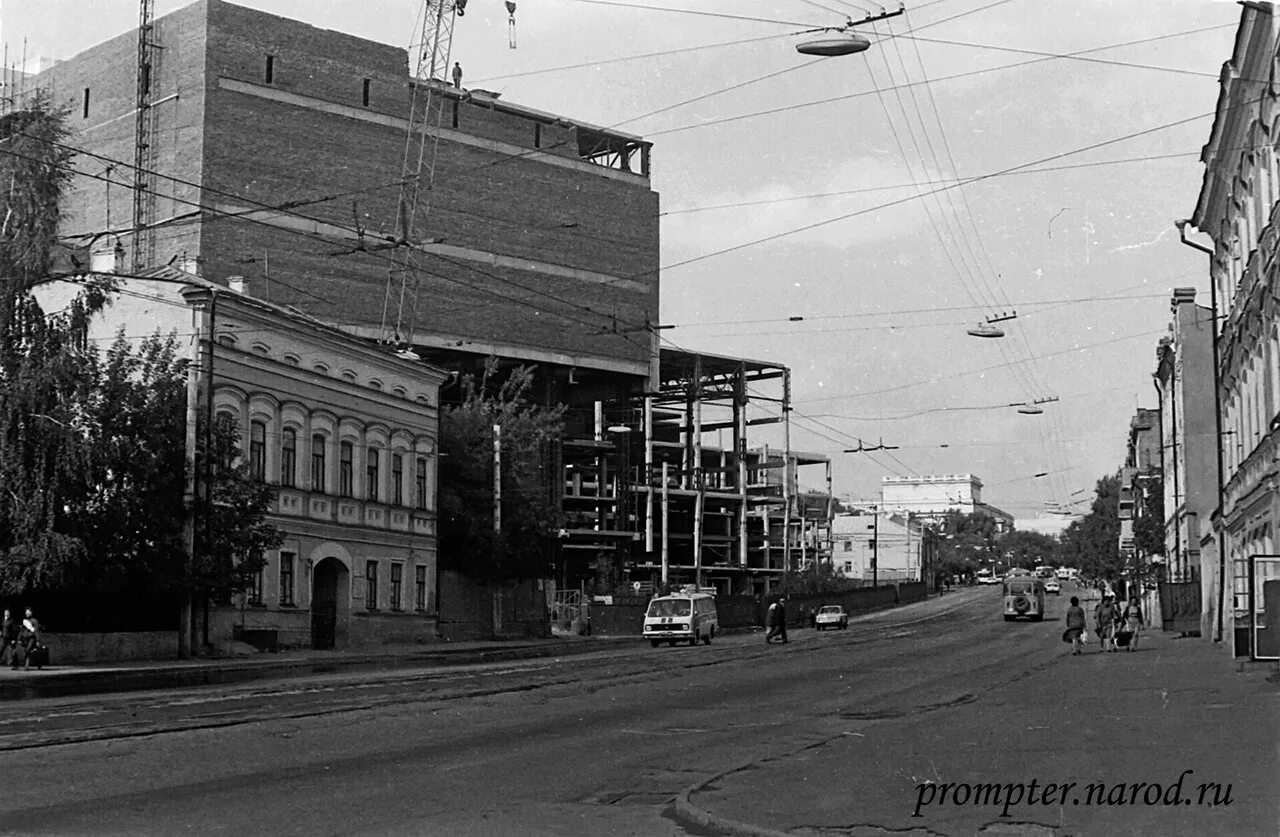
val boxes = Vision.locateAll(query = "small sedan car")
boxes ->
[815,605,849,630]
[1044,579,1061,595]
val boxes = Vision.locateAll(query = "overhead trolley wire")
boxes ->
[470,32,797,84]
[4,135,652,349]
[797,326,1170,405]
[644,22,1238,138]
[656,100,1237,278]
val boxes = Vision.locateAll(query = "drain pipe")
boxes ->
[1176,219,1226,645]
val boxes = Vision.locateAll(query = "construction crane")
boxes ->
[381,0,517,346]
[132,0,156,273]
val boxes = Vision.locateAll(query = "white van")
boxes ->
[643,591,718,647]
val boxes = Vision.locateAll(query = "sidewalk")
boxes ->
[0,633,645,701]
[682,628,1280,837]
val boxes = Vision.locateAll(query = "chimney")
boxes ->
[227,275,246,294]
[176,253,201,275]
[90,239,126,274]
[1171,287,1197,306]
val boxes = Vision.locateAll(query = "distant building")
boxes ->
[1154,290,1217,604]
[832,512,929,582]
[880,474,1013,533]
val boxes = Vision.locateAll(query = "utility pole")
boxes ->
[872,506,879,588]
[179,300,202,659]
[493,423,501,534]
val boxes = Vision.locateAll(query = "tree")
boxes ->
[0,94,113,598]
[935,511,999,578]
[438,360,565,582]
[998,529,1061,570]
[1060,473,1121,581]
[194,413,284,604]
[1134,476,1165,557]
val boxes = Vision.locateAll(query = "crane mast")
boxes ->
[382,0,462,346]
[132,0,156,273]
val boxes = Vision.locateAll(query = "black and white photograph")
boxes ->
[0,0,1278,834]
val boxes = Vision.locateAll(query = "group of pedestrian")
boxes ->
[1,608,43,670]
[1062,593,1145,655]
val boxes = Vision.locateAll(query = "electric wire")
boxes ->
[644,23,1237,138]
[797,327,1170,404]
[471,32,797,83]
[6,132,652,347]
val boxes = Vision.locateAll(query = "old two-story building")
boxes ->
[37,265,448,650]
[1188,0,1280,660]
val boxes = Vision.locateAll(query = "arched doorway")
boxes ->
[311,557,349,649]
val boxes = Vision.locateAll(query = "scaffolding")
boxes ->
[556,349,833,597]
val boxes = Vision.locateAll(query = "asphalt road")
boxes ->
[0,584,1220,836]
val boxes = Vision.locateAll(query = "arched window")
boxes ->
[281,428,297,488]
[392,453,404,505]
[367,446,380,502]
[416,456,429,510]
[340,441,354,498]
[249,420,266,481]
[311,433,327,493]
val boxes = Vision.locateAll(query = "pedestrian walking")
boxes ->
[16,608,40,670]
[1121,594,1145,652]
[0,609,17,668]
[765,597,789,644]
[1063,596,1087,655]
[1094,594,1118,652]
[764,599,778,643]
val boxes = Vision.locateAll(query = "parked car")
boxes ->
[815,605,849,630]
[1044,579,1061,595]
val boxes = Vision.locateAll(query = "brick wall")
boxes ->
[34,0,658,374]
[198,0,658,368]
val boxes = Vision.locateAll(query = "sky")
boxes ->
[1,0,1245,530]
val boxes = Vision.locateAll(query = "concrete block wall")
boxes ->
[43,631,179,664]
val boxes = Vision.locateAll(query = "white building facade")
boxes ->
[880,474,1013,533]
[1189,1,1280,660]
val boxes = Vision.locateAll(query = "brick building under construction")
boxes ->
[23,0,829,617]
